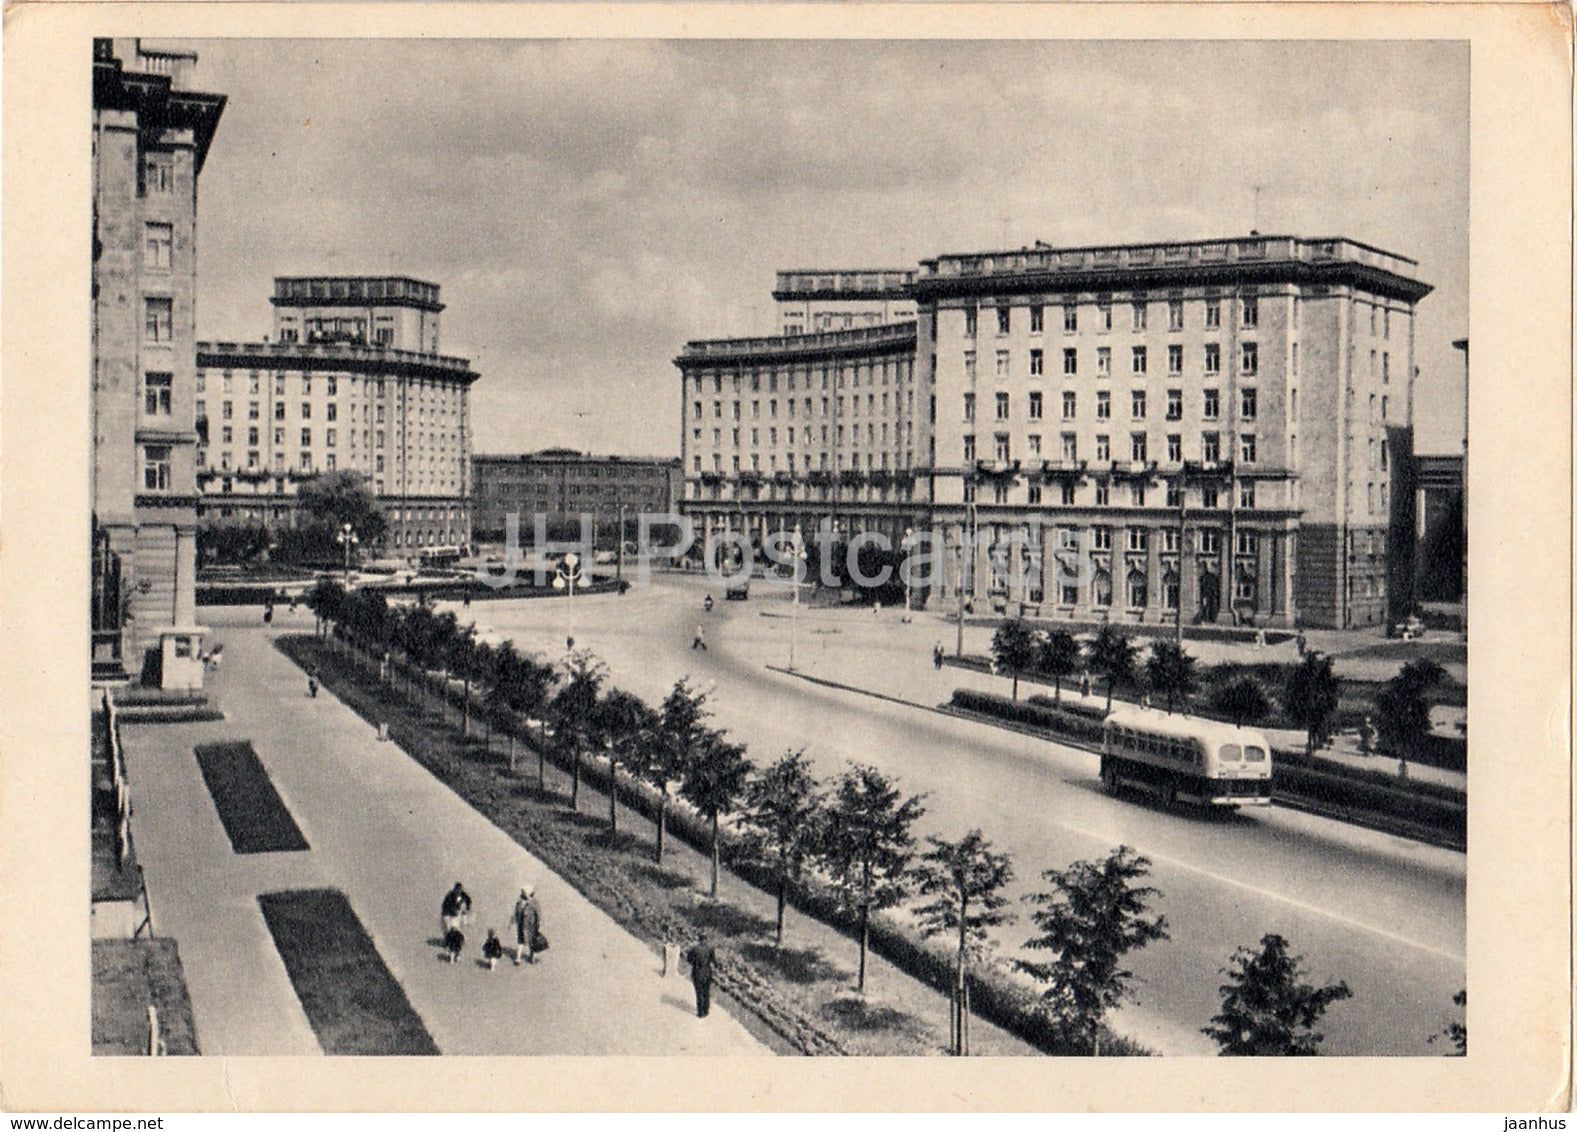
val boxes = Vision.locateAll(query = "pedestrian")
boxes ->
[873,600,881,619]
[512,886,541,965]
[307,673,319,698]
[482,929,504,970]
[1079,671,1092,697]
[1296,629,1308,658]
[684,932,717,1018]
[932,642,944,670]
[703,594,714,613]
[263,603,274,625]
[443,925,465,964]
[1255,628,1267,650]
[692,625,707,651]
[440,881,472,937]
[289,596,298,613]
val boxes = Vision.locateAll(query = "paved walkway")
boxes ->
[119,606,767,1056]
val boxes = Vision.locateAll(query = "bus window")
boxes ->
[1219,744,1243,762]
[1244,746,1267,762]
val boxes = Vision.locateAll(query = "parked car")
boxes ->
[1394,614,1426,641]
[726,582,750,601]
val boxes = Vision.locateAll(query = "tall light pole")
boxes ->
[788,524,806,671]
[337,522,359,587]
[902,527,914,621]
[553,551,582,650]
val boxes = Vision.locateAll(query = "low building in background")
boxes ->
[471,450,682,543]
[196,275,479,557]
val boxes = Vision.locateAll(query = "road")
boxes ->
[452,572,1466,1056]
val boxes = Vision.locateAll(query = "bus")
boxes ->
[1100,707,1274,808]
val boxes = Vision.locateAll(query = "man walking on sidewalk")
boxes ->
[684,933,717,1018]
[512,886,541,965]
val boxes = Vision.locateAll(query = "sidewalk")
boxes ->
[119,607,767,1056]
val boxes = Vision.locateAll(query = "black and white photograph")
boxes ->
[1,3,1571,1117]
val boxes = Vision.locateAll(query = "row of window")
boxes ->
[694,420,914,448]
[196,369,462,405]
[965,387,1259,424]
[195,446,461,483]
[964,296,1256,338]
[689,361,913,397]
[967,477,1263,510]
[693,391,916,422]
[963,431,1260,465]
[692,449,914,475]
[967,341,1261,379]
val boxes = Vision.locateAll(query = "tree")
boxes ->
[1283,652,1341,756]
[306,578,345,641]
[819,763,927,993]
[1089,625,1137,713]
[1203,932,1351,1055]
[738,750,825,947]
[913,829,1016,1055]
[1430,989,1467,1055]
[510,654,559,788]
[1144,641,1198,714]
[1374,658,1447,779]
[295,469,388,544]
[484,641,524,768]
[551,649,608,810]
[1036,630,1082,704]
[594,688,658,839]
[1018,845,1170,1055]
[679,733,754,898]
[449,626,481,738]
[1211,676,1270,728]
[991,619,1041,700]
[649,678,711,865]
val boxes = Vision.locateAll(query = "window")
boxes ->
[1027,483,1043,505]
[300,427,312,447]
[143,154,173,194]
[1062,391,1077,419]
[143,372,172,416]
[1030,348,1044,376]
[1093,526,1112,551]
[326,402,338,422]
[1200,485,1219,509]
[1384,308,1392,339]
[221,425,233,444]
[1168,299,1184,331]
[326,376,338,396]
[996,351,1010,379]
[1166,389,1183,420]
[997,307,1011,335]
[326,454,337,471]
[1128,528,1149,552]
[694,401,703,420]
[1241,388,1257,420]
[1060,482,1076,505]
[1202,389,1220,419]
[733,402,741,420]
[1162,528,1180,553]
[1027,433,1042,455]
[1132,302,1147,331]
[1096,390,1111,419]
[1166,482,1182,508]
[1241,342,1258,375]
[1095,482,1110,506]
[143,297,173,342]
[1199,528,1221,553]
[963,352,976,382]
[248,401,259,421]
[1061,433,1077,462]
[1204,343,1221,374]
[141,445,172,492]
[301,401,311,419]
[143,223,173,270]
[1063,305,1078,332]
[1162,346,1181,379]
[1030,305,1044,333]
[962,435,976,462]
[274,402,285,421]
[1237,531,1259,557]
[1028,391,1044,420]
[1132,346,1147,375]
[1130,482,1147,507]
[1131,433,1148,462]
[1131,390,1147,419]
[1380,438,1389,471]
[299,451,312,472]
[1242,296,1258,328]
[1062,348,1078,375]
[1205,299,1221,328]
[1239,481,1256,508]
[376,430,385,449]
[247,426,259,446]
[1381,395,1389,421]
[1095,434,1111,461]
[273,427,285,445]
[1097,302,1113,332]
[963,393,975,421]
[1096,347,1111,376]
[993,392,1009,421]
[1167,434,1182,462]
[1240,434,1257,463]
[994,434,1011,462]
[964,308,978,338]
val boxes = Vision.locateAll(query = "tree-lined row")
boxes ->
[304,580,1450,1055]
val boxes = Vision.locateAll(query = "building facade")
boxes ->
[92,39,225,682]
[674,321,931,554]
[773,268,916,335]
[677,237,1432,630]
[472,451,682,541]
[196,276,478,554]
[915,234,1432,630]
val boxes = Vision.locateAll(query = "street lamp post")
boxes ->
[902,527,914,621]
[337,522,359,587]
[788,525,806,671]
[553,551,582,650]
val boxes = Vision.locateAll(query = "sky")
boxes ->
[175,38,1469,457]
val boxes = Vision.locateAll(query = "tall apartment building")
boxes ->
[678,237,1432,630]
[914,235,1432,629]
[773,268,916,335]
[196,276,479,554]
[472,450,682,541]
[92,39,225,684]
[674,320,929,553]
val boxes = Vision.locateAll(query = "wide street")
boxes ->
[456,570,1466,1056]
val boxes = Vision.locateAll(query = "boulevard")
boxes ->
[458,572,1466,1056]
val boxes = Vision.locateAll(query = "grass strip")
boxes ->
[257,887,439,1055]
[193,740,309,854]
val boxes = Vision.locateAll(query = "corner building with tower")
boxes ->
[678,235,1431,631]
